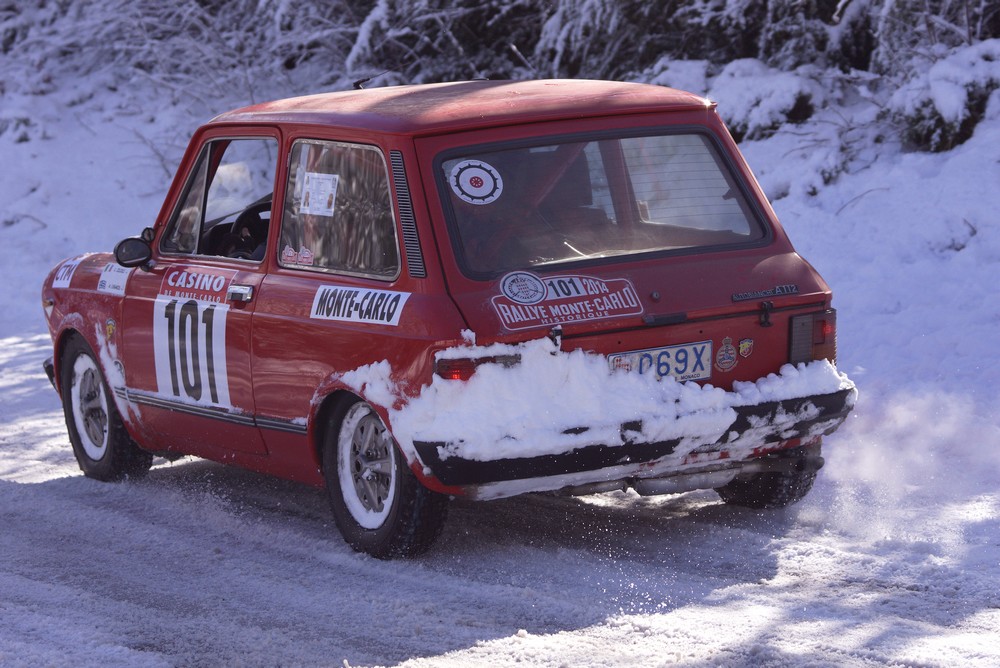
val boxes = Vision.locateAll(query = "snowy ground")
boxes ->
[2,66,999,666]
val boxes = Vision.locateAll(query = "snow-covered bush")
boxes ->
[636,58,711,95]
[758,0,832,68]
[845,0,1000,76]
[344,0,547,84]
[533,0,628,77]
[2,0,998,154]
[0,1,359,109]
[888,39,1000,151]
[707,59,827,140]
[533,0,828,78]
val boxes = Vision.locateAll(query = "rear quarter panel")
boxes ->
[249,266,469,481]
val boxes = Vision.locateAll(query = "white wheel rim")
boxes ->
[338,402,397,529]
[71,354,110,461]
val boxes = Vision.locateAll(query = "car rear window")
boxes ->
[438,131,767,276]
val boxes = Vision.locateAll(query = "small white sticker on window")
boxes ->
[449,160,503,205]
[301,171,339,216]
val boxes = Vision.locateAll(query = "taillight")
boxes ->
[789,309,837,364]
[434,354,520,381]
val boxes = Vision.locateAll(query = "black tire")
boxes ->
[322,398,449,559]
[715,446,820,509]
[60,336,153,481]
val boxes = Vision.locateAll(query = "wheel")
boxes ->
[322,398,448,559]
[60,336,152,481]
[715,445,821,509]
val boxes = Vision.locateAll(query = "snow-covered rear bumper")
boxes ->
[341,340,858,499]
[413,387,855,490]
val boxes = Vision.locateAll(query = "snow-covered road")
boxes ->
[2,331,998,666]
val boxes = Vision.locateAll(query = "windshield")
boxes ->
[439,132,767,276]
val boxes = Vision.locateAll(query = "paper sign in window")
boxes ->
[301,172,339,217]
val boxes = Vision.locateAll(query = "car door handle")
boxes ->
[227,284,254,302]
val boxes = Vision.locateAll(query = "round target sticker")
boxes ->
[449,160,503,205]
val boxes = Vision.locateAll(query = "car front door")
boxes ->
[120,131,279,457]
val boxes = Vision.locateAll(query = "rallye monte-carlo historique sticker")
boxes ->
[491,271,643,330]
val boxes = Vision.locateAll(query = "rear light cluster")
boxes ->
[434,354,521,381]
[789,309,837,364]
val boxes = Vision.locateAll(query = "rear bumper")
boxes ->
[414,387,854,491]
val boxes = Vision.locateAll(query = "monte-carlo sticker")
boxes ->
[311,285,411,326]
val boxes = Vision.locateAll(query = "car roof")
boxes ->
[210,79,713,136]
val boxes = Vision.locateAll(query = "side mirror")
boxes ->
[114,237,153,269]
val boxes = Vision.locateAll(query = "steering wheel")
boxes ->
[231,200,271,236]
[223,199,271,259]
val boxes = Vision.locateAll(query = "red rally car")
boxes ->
[41,80,856,558]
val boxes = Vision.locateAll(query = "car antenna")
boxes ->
[352,71,389,90]
[508,43,537,75]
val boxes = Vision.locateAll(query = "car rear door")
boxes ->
[248,136,445,477]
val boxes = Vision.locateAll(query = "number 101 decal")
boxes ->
[153,296,231,406]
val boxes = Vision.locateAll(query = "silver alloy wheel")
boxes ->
[71,354,110,461]
[337,402,397,529]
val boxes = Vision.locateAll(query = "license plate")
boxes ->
[608,340,713,382]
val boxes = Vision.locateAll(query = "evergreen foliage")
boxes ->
[1,0,997,151]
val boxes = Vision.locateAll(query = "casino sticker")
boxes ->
[449,159,503,205]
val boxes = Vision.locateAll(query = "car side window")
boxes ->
[161,137,278,261]
[279,139,399,279]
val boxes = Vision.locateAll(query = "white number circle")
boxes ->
[450,160,503,205]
